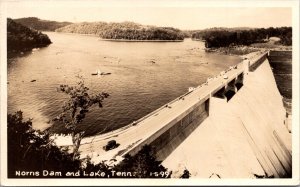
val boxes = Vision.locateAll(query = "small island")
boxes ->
[56,21,185,41]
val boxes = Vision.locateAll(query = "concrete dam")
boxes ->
[54,50,292,178]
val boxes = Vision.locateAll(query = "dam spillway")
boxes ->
[53,51,292,178]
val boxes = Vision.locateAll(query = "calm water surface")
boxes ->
[8,32,241,136]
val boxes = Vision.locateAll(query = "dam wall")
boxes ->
[229,58,291,177]
[124,52,273,161]
[249,52,268,72]
[163,55,292,178]
[126,96,210,160]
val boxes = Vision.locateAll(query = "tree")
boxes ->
[8,111,173,178]
[53,76,109,160]
[201,27,292,48]
[7,111,82,177]
[7,18,52,53]
[180,169,191,178]
[114,145,171,178]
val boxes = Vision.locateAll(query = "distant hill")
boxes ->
[56,21,185,41]
[188,27,254,39]
[14,17,72,31]
[201,27,292,48]
[56,21,141,35]
[7,18,52,53]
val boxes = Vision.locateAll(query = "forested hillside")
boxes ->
[56,21,185,40]
[7,18,52,52]
[14,17,72,31]
[192,27,292,48]
[190,27,253,39]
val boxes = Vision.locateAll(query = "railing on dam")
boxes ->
[249,52,268,71]
[122,51,269,161]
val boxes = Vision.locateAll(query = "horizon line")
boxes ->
[9,16,292,31]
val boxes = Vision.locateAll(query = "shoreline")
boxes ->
[205,44,292,56]
[49,31,99,37]
[205,46,261,56]
[99,38,184,42]
[54,31,184,42]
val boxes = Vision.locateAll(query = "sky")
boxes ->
[4,0,293,30]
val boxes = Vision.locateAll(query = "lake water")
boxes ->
[8,32,241,136]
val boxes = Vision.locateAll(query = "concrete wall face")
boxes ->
[154,99,209,160]
[249,53,268,71]
[213,86,226,99]
[235,73,244,90]
[126,98,210,161]
[232,59,292,177]
[225,79,237,101]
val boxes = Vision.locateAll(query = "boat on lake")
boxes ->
[91,69,111,76]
